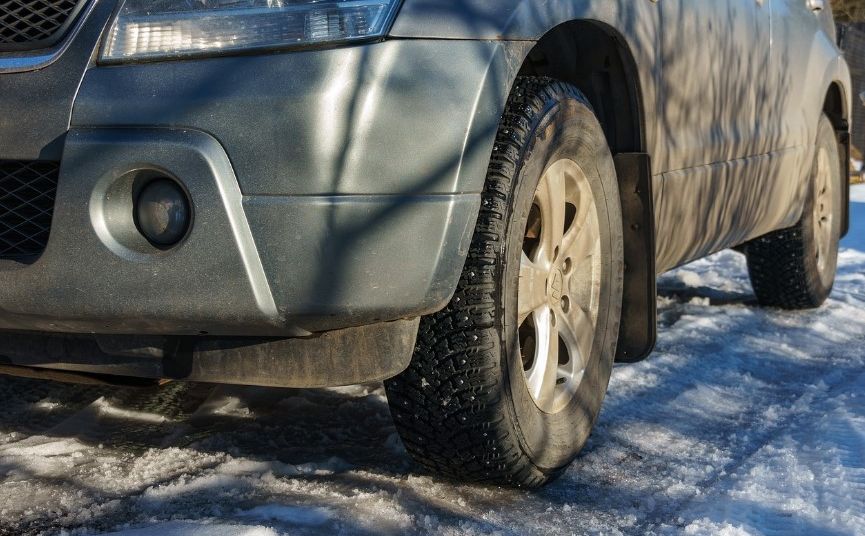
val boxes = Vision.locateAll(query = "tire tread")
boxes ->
[385,77,594,488]
[745,115,840,310]
[746,225,824,309]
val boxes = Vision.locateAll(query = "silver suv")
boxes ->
[0,0,852,487]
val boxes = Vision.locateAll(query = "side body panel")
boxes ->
[652,0,777,271]
[653,0,771,171]
[392,0,851,273]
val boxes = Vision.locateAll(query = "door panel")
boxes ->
[654,0,770,172]
[654,148,806,272]
[654,0,775,272]
[753,0,825,248]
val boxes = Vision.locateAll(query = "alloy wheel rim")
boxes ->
[518,159,602,414]
[813,147,835,276]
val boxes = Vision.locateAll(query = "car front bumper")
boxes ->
[0,38,527,339]
[0,127,478,338]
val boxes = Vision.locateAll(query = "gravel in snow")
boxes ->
[0,186,864,536]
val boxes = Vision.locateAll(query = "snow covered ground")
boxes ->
[1,187,864,536]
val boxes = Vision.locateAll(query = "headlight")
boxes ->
[101,0,402,62]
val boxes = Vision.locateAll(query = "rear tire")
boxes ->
[384,77,624,488]
[745,115,843,309]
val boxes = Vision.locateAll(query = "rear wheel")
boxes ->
[745,115,843,309]
[384,77,624,487]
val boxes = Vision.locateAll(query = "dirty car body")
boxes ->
[0,0,852,388]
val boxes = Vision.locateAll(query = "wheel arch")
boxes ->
[517,20,646,156]
[452,18,657,362]
[823,80,848,130]
[515,20,657,362]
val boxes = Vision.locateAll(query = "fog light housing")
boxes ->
[134,179,191,247]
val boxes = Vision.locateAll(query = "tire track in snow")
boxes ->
[554,249,865,535]
[672,369,865,535]
[0,381,233,536]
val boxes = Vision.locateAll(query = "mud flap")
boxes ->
[614,153,657,363]
[839,125,851,238]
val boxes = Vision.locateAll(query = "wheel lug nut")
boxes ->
[561,296,571,313]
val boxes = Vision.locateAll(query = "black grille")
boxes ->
[0,0,87,51]
[0,160,58,260]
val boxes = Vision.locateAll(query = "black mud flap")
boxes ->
[839,126,851,238]
[614,153,657,363]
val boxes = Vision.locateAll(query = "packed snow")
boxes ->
[1,187,864,536]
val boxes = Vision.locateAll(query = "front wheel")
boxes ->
[384,77,624,488]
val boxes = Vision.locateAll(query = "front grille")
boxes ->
[0,160,58,260]
[0,0,87,52]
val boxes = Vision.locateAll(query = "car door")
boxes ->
[653,0,773,272]
[743,0,831,249]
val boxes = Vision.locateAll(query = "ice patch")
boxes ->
[33,399,62,412]
[142,472,248,500]
[0,438,87,457]
[238,504,333,526]
[292,456,351,475]
[205,396,254,418]
[93,397,170,425]
[90,520,278,536]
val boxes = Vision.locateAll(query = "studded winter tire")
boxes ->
[745,115,843,309]
[384,77,624,488]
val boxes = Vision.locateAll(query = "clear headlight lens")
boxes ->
[101,0,402,62]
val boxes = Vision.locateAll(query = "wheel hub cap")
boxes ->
[518,159,602,414]
[812,146,835,277]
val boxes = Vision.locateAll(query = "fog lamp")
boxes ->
[135,179,191,247]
